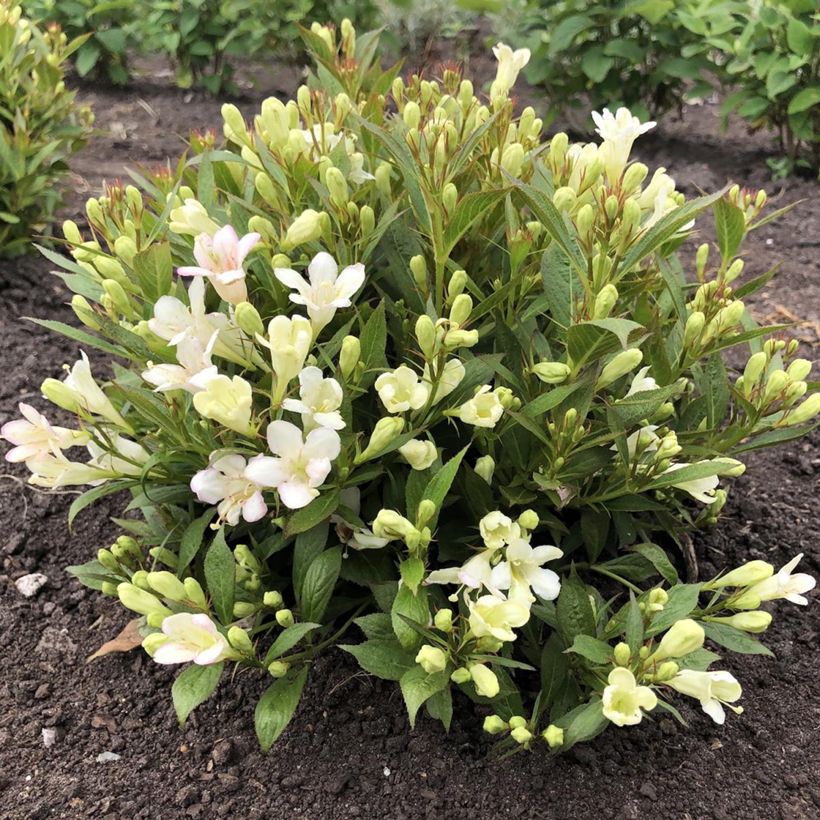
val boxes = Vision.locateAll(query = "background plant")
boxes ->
[678,0,819,177]
[4,23,816,752]
[495,0,711,130]
[21,0,135,85]
[0,2,94,257]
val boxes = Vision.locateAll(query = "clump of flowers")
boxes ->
[4,22,816,752]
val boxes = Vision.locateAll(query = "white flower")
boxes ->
[244,420,341,509]
[63,352,128,428]
[268,315,313,403]
[149,276,228,348]
[468,593,531,643]
[86,435,149,477]
[332,488,391,551]
[282,366,345,431]
[191,453,268,526]
[457,385,504,428]
[349,151,374,184]
[152,613,231,665]
[626,366,658,396]
[375,365,430,414]
[426,548,499,592]
[490,538,563,602]
[398,439,437,470]
[192,374,254,435]
[592,106,656,183]
[622,424,660,459]
[602,667,658,727]
[178,225,261,305]
[169,198,219,237]
[274,251,365,333]
[298,123,344,158]
[667,670,742,725]
[479,511,520,551]
[744,553,816,606]
[663,462,720,504]
[25,453,113,488]
[142,332,219,394]
[491,42,531,99]
[423,359,466,404]
[1,403,88,462]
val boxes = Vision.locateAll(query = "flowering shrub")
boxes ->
[0,2,93,257]
[5,22,817,752]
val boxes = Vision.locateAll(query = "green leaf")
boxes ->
[549,14,591,55]
[204,528,235,625]
[786,17,813,54]
[255,667,309,752]
[358,300,387,387]
[538,633,570,717]
[399,557,425,594]
[560,700,608,749]
[629,542,679,585]
[68,480,132,527]
[646,584,702,635]
[566,635,612,665]
[340,639,416,681]
[293,522,329,600]
[788,85,820,115]
[399,666,449,728]
[28,319,123,357]
[556,572,596,644]
[612,385,679,427]
[354,612,395,641]
[172,662,223,725]
[703,622,774,656]
[425,685,453,730]
[178,508,217,571]
[133,242,173,302]
[540,242,576,328]
[442,190,507,256]
[264,623,321,663]
[284,490,339,536]
[581,47,614,83]
[713,198,746,261]
[421,445,468,513]
[391,584,429,649]
[567,318,643,369]
[625,592,644,652]
[301,547,342,624]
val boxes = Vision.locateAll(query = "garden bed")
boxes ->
[0,62,818,819]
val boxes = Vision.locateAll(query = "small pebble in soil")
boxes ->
[41,728,58,748]
[96,752,121,763]
[383,767,391,777]
[15,573,48,598]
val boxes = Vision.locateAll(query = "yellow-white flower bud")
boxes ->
[276,609,294,628]
[651,619,704,662]
[117,582,172,617]
[542,724,564,748]
[613,642,631,666]
[708,611,771,633]
[475,455,495,484]
[358,417,405,462]
[283,209,325,250]
[399,439,437,471]
[449,294,473,327]
[469,664,500,698]
[593,284,618,319]
[788,394,820,425]
[532,361,571,385]
[415,644,447,674]
[596,349,643,390]
[434,608,453,633]
[339,335,361,381]
[483,714,508,735]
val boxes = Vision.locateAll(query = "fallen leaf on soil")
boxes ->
[87,619,143,662]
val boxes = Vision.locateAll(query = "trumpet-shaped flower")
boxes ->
[375,365,430,414]
[457,385,505,428]
[626,366,658,396]
[151,613,231,666]
[480,511,521,550]
[742,553,816,606]
[282,366,345,431]
[149,276,228,348]
[663,462,720,504]
[398,438,437,470]
[191,453,268,526]
[142,333,219,394]
[667,669,742,725]
[423,359,466,404]
[602,667,657,726]
[490,538,563,602]
[274,251,365,333]
[268,315,313,403]
[169,198,219,237]
[1,403,88,462]
[490,43,531,99]
[46,352,128,428]
[426,548,498,592]
[468,593,531,643]
[178,225,261,305]
[592,107,656,184]
[25,453,114,488]
[651,619,704,661]
[244,420,341,509]
[86,435,149,477]
[192,374,254,435]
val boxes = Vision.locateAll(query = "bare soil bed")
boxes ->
[0,57,818,819]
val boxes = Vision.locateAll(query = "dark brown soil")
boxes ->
[0,55,818,820]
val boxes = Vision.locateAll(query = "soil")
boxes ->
[0,51,819,820]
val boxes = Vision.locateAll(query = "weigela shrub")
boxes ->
[0,2,93,257]
[5,22,817,752]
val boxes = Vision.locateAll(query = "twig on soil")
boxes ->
[680,531,699,582]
